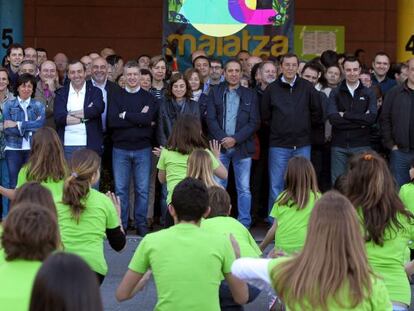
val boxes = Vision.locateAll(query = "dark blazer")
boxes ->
[207,82,260,160]
[54,81,105,155]
[102,80,121,132]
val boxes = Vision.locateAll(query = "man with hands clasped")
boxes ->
[206,59,260,228]
[108,60,159,236]
[54,60,105,159]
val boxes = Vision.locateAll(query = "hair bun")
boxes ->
[363,154,373,161]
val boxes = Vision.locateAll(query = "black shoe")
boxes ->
[136,225,149,237]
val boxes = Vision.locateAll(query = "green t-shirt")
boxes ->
[268,257,392,310]
[56,189,120,275]
[400,183,414,213]
[128,223,235,311]
[399,183,414,251]
[0,259,42,311]
[0,226,3,266]
[157,148,219,204]
[360,209,414,305]
[17,165,65,201]
[201,216,261,258]
[270,192,320,255]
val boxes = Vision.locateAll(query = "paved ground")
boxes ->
[101,224,271,311]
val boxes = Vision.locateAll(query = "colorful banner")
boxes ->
[163,0,294,70]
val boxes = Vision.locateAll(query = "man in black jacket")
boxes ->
[108,61,159,236]
[90,56,121,190]
[380,58,414,186]
[261,53,323,218]
[207,59,260,228]
[327,56,377,185]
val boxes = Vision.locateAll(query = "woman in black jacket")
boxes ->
[157,73,200,146]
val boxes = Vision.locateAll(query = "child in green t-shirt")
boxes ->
[29,252,103,311]
[232,191,392,311]
[202,186,261,258]
[0,202,60,311]
[347,151,414,307]
[157,115,227,227]
[260,156,320,255]
[399,158,414,213]
[201,186,261,311]
[58,149,125,284]
[116,178,248,311]
[0,127,67,202]
[187,148,222,188]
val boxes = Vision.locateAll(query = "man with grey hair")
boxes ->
[18,60,37,76]
[80,55,93,80]
[35,60,60,128]
[108,60,159,236]
[90,57,120,134]
[53,52,69,85]
[250,61,276,222]
[90,56,121,193]
[259,61,277,90]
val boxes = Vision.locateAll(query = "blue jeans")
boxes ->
[113,147,151,230]
[390,149,414,187]
[218,150,252,228]
[64,146,100,189]
[331,146,371,185]
[0,158,9,219]
[268,146,311,218]
[64,145,86,161]
[5,150,30,189]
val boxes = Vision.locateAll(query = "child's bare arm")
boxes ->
[225,273,249,305]
[259,221,277,252]
[116,269,145,301]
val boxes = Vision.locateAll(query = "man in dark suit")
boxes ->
[90,56,121,190]
[54,60,104,159]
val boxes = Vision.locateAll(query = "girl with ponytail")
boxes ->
[57,148,125,284]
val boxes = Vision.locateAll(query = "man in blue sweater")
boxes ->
[108,60,159,236]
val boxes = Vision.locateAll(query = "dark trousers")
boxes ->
[311,143,331,192]
[219,281,260,310]
[251,151,269,221]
